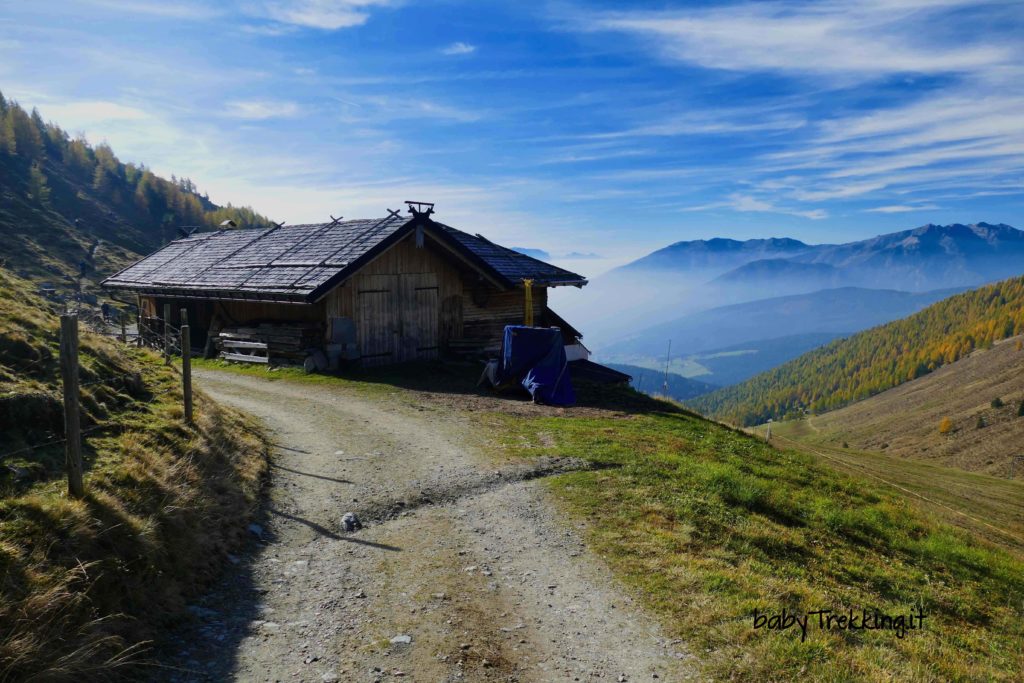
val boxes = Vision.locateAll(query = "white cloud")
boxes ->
[240,22,299,36]
[866,204,941,213]
[34,100,150,126]
[254,0,394,30]
[441,42,476,56]
[729,193,827,219]
[224,100,301,119]
[83,0,221,20]
[583,113,805,140]
[683,193,827,220]
[332,94,481,124]
[577,1,1016,78]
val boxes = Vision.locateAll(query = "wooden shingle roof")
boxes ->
[103,214,586,303]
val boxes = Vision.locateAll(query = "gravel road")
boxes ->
[160,369,693,682]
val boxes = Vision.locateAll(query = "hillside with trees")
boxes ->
[689,275,1024,425]
[773,333,1024,477]
[0,90,270,292]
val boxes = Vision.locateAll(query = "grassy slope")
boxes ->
[504,398,1023,681]
[771,335,1024,477]
[690,275,1024,425]
[766,421,1024,557]
[193,361,1024,681]
[0,269,269,681]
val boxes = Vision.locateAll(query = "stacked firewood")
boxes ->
[215,322,323,365]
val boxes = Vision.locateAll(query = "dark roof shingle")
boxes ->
[103,214,586,302]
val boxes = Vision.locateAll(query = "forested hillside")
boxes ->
[689,275,1024,425]
[0,90,269,289]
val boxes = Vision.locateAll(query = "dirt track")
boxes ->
[160,369,692,682]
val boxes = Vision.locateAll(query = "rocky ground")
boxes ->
[155,369,694,682]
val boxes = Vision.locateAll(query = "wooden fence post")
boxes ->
[163,303,172,363]
[59,315,85,499]
[180,307,189,328]
[181,324,193,424]
[119,311,127,344]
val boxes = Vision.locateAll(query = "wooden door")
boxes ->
[356,272,440,364]
[399,273,439,361]
[356,274,399,365]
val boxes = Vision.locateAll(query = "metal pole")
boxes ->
[181,324,193,424]
[59,315,85,498]
[663,340,672,394]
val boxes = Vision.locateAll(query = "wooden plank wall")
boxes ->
[324,234,463,351]
[214,300,324,326]
[145,297,322,329]
[462,283,546,342]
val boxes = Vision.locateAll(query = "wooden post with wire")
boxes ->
[180,307,189,328]
[163,303,172,363]
[181,323,193,424]
[119,311,127,344]
[136,297,142,347]
[59,314,85,499]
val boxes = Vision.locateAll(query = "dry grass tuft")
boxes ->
[0,269,269,680]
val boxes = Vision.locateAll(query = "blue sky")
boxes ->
[2,0,1022,274]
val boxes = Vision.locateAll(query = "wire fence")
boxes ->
[1,368,159,464]
[2,314,193,496]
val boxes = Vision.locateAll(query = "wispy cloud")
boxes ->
[224,100,301,120]
[582,113,805,141]
[33,100,149,125]
[729,193,827,220]
[683,193,827,220]
[866,204,941,213]
[331,94,481,124]
[239,22,299,36]
[441,42,476,56]
[82,0,221,19]
[574,1,1017,78]
[253,0,394,30]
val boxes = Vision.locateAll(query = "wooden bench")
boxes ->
[219,336,269,364]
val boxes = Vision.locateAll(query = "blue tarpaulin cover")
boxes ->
[498,325,576,406]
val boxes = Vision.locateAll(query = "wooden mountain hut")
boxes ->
[102,205,589,367]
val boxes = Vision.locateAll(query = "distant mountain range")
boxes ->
[565,222,1024,384]
[620,236,812,273]
[622,222,1024,293]
[512,247,552,260]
